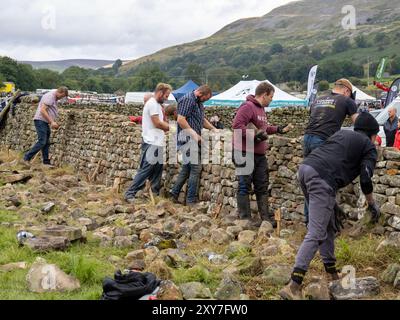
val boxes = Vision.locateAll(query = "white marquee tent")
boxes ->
[352,85,376,102]
[125,92,176,104]
[204,80,307,108]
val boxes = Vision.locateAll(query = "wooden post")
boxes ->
[275,208,282,238]
[146,180,156,206]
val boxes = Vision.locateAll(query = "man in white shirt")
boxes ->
[124,83,172,203]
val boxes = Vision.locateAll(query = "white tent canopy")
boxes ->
[204,80,307,108]
[352,85,376,102]
[125,92,176,104]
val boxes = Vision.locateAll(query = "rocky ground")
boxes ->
[0,149,400,300]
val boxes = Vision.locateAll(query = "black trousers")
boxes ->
[235,151,269,196]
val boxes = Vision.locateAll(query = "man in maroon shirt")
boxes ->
[233,82,292,227]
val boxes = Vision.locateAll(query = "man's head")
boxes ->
[56,87,69,100]
[333,79,354,99]
[154,83,173,104]
[144,92,153,105]
[255,82,275,107]
[354,111,380,142]
[194,85,212,102]
[388,106,397,119]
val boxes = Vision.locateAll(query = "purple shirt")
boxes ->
[233,95,278,155]
[34,90,59,123]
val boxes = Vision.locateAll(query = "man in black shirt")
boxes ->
[302,79,359,223]
[279,112,381,300]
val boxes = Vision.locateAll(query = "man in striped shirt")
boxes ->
[170,85,217,208]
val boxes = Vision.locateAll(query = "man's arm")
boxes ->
[177,115,201,142]
[204,118,217,131]
[40,104,58,128]
[232,105,255,140]
[151,115,169,132]
[351,113,359,123]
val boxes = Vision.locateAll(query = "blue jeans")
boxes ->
[125,143,164,200]
[171,148,202,204]
[302,134,326,224]
[24,120,51,164]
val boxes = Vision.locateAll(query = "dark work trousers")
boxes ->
[294,164,337,272]
[235,151,269,197]
[125,142,164,200]
[24,120,51,164]
[302,134,327,224]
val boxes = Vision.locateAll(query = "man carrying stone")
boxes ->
[279,112,381,300]
[169,85,217,208]
[124,83,172,203]
[24,87,69,166]
[232,82,291,227]
[303,78,359,223]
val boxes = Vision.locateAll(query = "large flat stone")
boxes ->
[25,237,70,252]
[329,277,380,300]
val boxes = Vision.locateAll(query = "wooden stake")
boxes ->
[146,180,156,206]
[275,208,282,238]
[90,160,101,183]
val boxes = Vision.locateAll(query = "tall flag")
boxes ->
[384,77,400,108]
[308,83,319,107]
[306,65,318,102]
[375,57,388,80]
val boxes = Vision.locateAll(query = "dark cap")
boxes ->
[354,111,380,137]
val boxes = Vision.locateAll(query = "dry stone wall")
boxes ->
[1,104,400,231]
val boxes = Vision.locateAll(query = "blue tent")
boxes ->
[172,80,199,101]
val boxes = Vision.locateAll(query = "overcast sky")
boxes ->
[0,0,295,61]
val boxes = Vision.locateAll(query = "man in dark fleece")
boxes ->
[232,82,292,227]
[279,112,381,300]
[303,78,359,224]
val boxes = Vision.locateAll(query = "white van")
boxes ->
[375,98,400,146]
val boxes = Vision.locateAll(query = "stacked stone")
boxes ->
[1,103,399,235]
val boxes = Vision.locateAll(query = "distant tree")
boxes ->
[35,69,62,89]
[299,45,310,55]
[61,66,91,83]
[332,37,351,53]
[319,80,330,91]
[355,35,369,48]
[246,65,266,81]
[389,57,400,75]
[270,43,284,55]
[184,63,205,84]
[310,48,324,60]
[112,59,123,73]
[129,63,169,91]
[16,64,38,91]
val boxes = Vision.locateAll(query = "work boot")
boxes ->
[256,194,277,228]
[279,280,303,300]
[237,194,251,220]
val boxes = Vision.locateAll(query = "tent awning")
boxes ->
[172,80,199,101]
[352,85,376,101]
[204,80,307,108]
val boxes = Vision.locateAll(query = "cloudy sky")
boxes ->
[0,0,295,61]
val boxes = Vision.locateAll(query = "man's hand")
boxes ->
[368,202,381,224]
[278,123,294,134]
[50,121,60,130]
[255,130,268,143]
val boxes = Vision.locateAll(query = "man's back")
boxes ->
[303,130,377,191]
[306,92,357,140]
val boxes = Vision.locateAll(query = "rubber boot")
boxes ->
[237,194,251,220]
[256,194,277,228]
[279,280,303,300]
